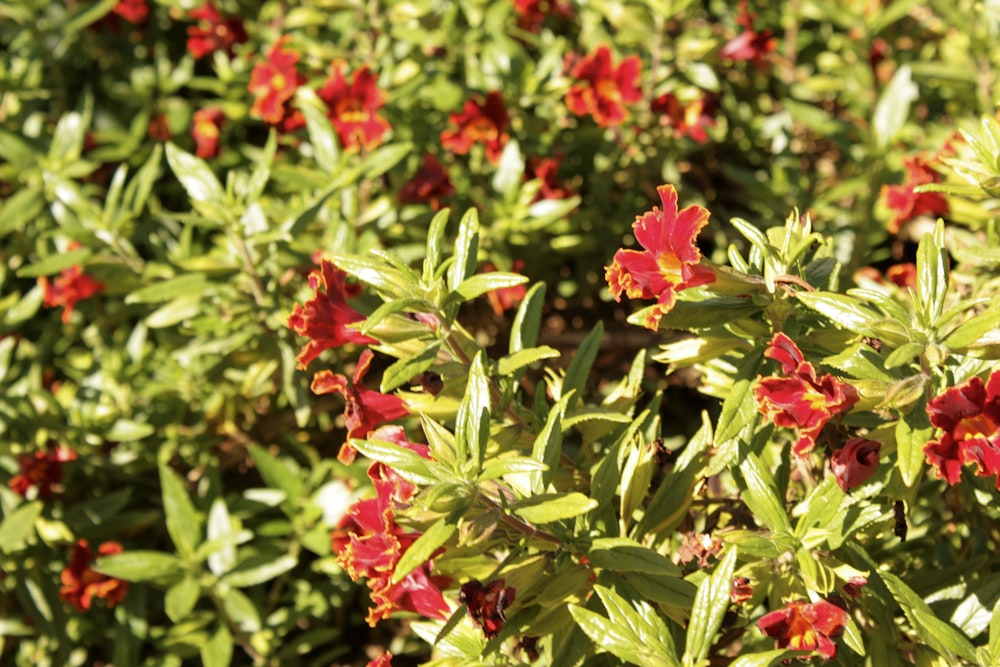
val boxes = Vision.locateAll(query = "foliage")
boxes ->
[3,1,1000,666]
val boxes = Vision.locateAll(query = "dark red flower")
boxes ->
[830,437,881,491]
[249,36,306,126]
[39,255,105,324]
[186,2,248,60]
[459,579,516,639]
[650,92,717,143]
[191,107,225,159]
[287,259,377,370]
[440,92,510,164]
[367,653,392,667]
[881,155,949,234]
[148,113,171,142]
[754,333,860,456]
[310,350,410,463]
[525,156,574,201]
[565,46,642,128]
[8,447,76,499]
[721,1,777,68]
[398,154,454,209]
[512,0,573,33]
[843,577,867,598]
[757,599,848,660]
[605,184,716,330]
[91,0,148,32]
[484,260,527,316]
[731,576,753,604]
[924,370,1000,487]
[60,539,129,612]
[885,263,917,289]
[318,63,391,153]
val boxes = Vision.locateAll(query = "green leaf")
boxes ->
[562,322,603,407]
[895,402,932,488]
[200,624,233,667]
[205,499,236,576]
[221,554,297,588]
[915,220,948,325]
[512,492,597,524]
[165,142,224,204]
[331,253,413,298]
[880,570,978,663]
[94,551,185,581]
[0,188,45,237]
[943,303,1000,351]
[423,207,451,284]
[123,143,162,218]
[683,547,738,667]
[144,296,202,328]
[297,88,339,172]
[794,291,881,336]
[730,649,800,667]
[126,273,208,304]
[872,64,918,148]
[164,576,201,623]
[448,208,480,292]
[730,217,772,255]
[351,436,436,485]
[455,352,491,472]
[452,272,528,303]
[589,537,682,577]
[714,347,763,445]
[391,518,457,584]
[736,449,791,533]
[510,282,546,353]
[219,588,261,632]
[249,445,303,513]
[497,346,559,376]
[477,456,547,481]
[362,142,414,179]
[16,248,91,278]
[491,139,524,198]
[48,110,87,166]
[160,466,201,557]
[569,600,676,667]
[648,297,763,332]
[530,393,571,492]
[380,341,441,393]
[0,501,42,552]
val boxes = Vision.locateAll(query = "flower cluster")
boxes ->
[318,63,391,152]
[721,0,777,68]
[186,2,248,60]
[331,427,449,625]
[440,91,510,164]
[8,446,76,499]
[248,36,306,128]
[39,259,105,324]
[650,92,717,143]
[60,539,129,612]
[924,370,1000,487]
[565,46,642,128]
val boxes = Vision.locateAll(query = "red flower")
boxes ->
[249,36,306,126]
[367,653,392,667]
[317,63,391,153]
[60,539,129,612]
[650,92,717,143]
[148,113,171,142]
[191,107,225,159]
[91,0,148,32]
[484,260,527,316]
[440,92,510,164]
[525,156,574,201]
[398,154,454,209]
[512,0,573,32]
[8,447,76,499]
[287,259,377,370]
[757,599,848,659]
[721,1,777,68]
[39,260,105,325]
[565,46,642,127]
[843,577,867,598]
[830,437,881,491]
[754,333,860,456]
[310,350,410,463]
[731,576,753,604]
[881,155,949,234]
[186,2,248,60]
[332,438,448,626]
[605,184,716,330]
[885,263,917,289]
[459,579,516,639]
[924,370,1000,487]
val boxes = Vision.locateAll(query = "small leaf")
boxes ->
[94,551,185,581]
[206,499,236,576]
[391,518,457,584]
[497,346,559,376]
[16,248,91,278]
[448,208,480,292]
[160,466,201,557]
[126,273,208,304]
[880,570,978,663]
[165,142,224,204]
[331,253,413,298]
[297,88,339,172]
[164,576,201,623]
[589,537,682,577]
[730,650,800,667]
[895,401,932,488]
[249,445,303,514]
[530,393,571,492]
[715,347,764,444]
[0,501,42,552]
[510,282,546,353]
[200,624,233,667]
[683,547,738,666]
[562,322,603,407]
[221,554,297,588]
[737,449,791,533]
[873,65,918,148]
[794,291,881,336]
[943,304,1000,351]
[915,220,948,325]
[380,341,441,393]
[512,492,597,524]
[452,272,528,303]
[423,207,451,283]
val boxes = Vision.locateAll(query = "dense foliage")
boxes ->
[3,1,1000,666]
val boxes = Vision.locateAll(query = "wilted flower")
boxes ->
[310,350,410,463]
[60,539,129,612]
[39,257,105,324]
[843,577,867,598]
[191,107,225,158]
[830,437,881,491]
[650,92,717,143]
[731,576,753,604]
[605,184,716,331]
[721,1,777,68]
[757,599,848,660]
[8,447,77,499]
[318,63,391,152]
[881,155,949,234]
[754,333,859,456]
[186,2,248,60]
[440,91,510,164]
[147,113,171,142]
[459,578,516,639]
[565,46,642,127]
[249,36,305,126]
[924,370,1000,487]
[287,259,376,370]
[398,154,454,209]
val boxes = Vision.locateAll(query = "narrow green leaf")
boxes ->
[48,111,86,165]
[423,207,451,284]
[392,518,457,584]
[297,88,339,172]
[531,393,571,492]
[221,554,297,588]
[730,649,800,667]
[247,130,276,203]
[491,139,524,198]
[200,624,233,667]
[144,296,201,328]
[794,291,881,336]
[16,249,91,278]
[205,499,236,576]
[510,282,546,353]
[456,352,491,471]
[562,321,603,407]
[94,551,185,581]
[730,217,771,254]
[512,492,597,524]
[350,436,436,486]
[943,303,1000,351]
[380,341,441,393]
[737,450,791,533]
[569,603,674,667]
[248,445,303,512]
[448,207,480,292]
[589,537,682,577]
[165,142,224,204]
[160,466,201,557]
[362,142,413,179]
[714,347,763,444]
[872,65,917,148]
[880,571,978,663]
[683,547,738,666]
[497,346,559,376]
[126,273,208,304]
[452,272,528,303]
[0,188,45,237]
[219,588,261,632]
[915,220,948,325]
[0,501,42,552]
[124,143,162,218]
[895,402,932,488]
[164,576,201,622]
[331,253,412,297]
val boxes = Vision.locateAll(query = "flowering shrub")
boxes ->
[3,1,1000,666]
